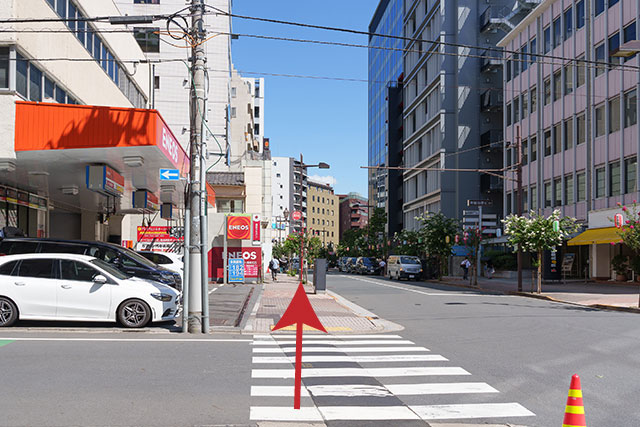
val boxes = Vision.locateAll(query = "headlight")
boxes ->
[151,293,173,302]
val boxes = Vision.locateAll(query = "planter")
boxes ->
[616,273,627,282]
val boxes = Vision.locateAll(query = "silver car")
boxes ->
[386,255,422,280]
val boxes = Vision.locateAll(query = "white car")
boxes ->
[137,251,184,276]
[0,253,180,328]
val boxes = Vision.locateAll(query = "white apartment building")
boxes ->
[0,0,184,244]
[271,156,294,240]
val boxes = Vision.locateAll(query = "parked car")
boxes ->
[137,251,183,276]
[338,257,349,272]
[0,253,180,328]
[386,255,423,280]
[355,257,381,275]
[0,238,182,290]
[344,257,358,273]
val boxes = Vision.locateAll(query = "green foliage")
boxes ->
[503,210,579,254]
[392,229,422,256]
[417,212,460,279]
[630,256,640,275]
[484,249,517,271]
[613,202,640,252]
[461,227,483,285]
[611,253,629,275]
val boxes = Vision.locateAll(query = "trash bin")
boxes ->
[313,258,327,293]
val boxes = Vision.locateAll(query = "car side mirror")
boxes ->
[93,275,108,285]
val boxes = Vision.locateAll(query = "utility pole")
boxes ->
[186,0,207,333]
[516,126,523,293]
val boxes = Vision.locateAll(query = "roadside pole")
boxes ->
[187,0,206,333]
[182,203,190,333]
[516,126,523,292]
[223,216,228,285]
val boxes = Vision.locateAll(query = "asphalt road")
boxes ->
[328,273,640,427]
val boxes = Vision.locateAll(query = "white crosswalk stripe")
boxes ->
[249,333,535,424]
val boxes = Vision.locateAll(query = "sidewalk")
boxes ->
[244,273,403,334]
[439,275,640,312]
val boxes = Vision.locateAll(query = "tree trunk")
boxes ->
[537,249,543,294]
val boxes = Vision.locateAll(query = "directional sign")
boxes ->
[228,258,245,283]
[467,199,493,207]
[159,168,180,181]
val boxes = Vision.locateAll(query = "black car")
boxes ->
[355,257,381,275]
[0,238,182,290]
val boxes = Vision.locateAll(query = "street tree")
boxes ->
[503,209,578,294]
[461,227,483,287]
[392,229,423,257]
[417,212,460,279]
[611,201,640,307]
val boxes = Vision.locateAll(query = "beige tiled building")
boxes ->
[307,181,339,248]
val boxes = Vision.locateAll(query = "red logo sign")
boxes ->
[292,210,302,221]
[227,215,251,240]
[252,214,261,242]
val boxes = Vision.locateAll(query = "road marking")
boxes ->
[0,340,14,347]
[0,337,252,343]
[250,406,322,422]
[254,334,404,340]
[410,403,535,420]
[320,406,420,421]
[208,287,218,294]
[252,354,447,364]
[386,382,499,395]
[252,339,415,346]
[253,346,430,353]
[347,276,511,297]
[251,386,311,397]
[252,366,470,378]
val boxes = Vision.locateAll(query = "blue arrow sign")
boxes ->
[159,169,180,181]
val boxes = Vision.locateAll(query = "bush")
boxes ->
[484,249,517,271]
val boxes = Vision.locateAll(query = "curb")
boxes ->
[432,279,640,314]
[327,290,405,334]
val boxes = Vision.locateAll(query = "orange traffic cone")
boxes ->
[563,374,586,427]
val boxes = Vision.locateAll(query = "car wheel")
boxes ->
[118,299,151,328]
[0,297,18,327]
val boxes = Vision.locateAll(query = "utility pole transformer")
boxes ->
[187,0,207,333]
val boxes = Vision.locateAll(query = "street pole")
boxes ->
[298,153,304,283]
[516,126,523,292]
[187,0,206,333]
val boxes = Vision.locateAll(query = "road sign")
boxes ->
[159,168,180,181]
[291,210,302,221]
[228,258,245,283]
[467,199,493,207]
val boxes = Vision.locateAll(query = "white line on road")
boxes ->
[253,334,403,340]
[208,287,218,294]
[252,339,414,346]
[252,366,470,378]
[320,406,420,421]
[0,337,253,343]
[250,406,322,422]
[347,276,511,297]
[386,382,499,395]
[252,354,447,363]
[410,403,535,420]
[252,346,430,353]
[251,382,497,397]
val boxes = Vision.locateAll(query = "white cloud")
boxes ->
[308,174,337,187]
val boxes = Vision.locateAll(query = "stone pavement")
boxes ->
[244,274,403,334]
[439,275,640,312]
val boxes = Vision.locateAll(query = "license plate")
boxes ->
[409,274,415,278]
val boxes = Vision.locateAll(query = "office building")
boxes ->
[271,156,294,241]
[338,193,369,239]
[307,180,339,247]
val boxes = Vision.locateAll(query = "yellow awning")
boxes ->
[567,227,621,246]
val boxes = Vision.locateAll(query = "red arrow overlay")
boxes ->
[272,283,327,409]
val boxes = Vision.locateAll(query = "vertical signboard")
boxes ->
[252,214,261,245]
[228,258,245,283]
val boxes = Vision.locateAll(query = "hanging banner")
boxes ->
[252,214,261,244]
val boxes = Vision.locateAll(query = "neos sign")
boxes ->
[161,126,179,164]
[227,215,251,240]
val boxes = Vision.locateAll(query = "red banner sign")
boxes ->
[105,166,125,196]
[252,214,261,243]
[209,246,261,279]
[227,215,251,240]
[137,226,181,243]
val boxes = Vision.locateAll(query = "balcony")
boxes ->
[480,130,504,151]
[480,7,514,33]
[480,173,504,194]
[481,50,502,73]
[480,90,503,113]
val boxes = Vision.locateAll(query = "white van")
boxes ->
[386,255,422,280]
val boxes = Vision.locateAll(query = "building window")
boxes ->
[553,17,562,48]
[553,124,562,154]
[554,178,562,206]
[624,90,637,128]
[577,172,586,201]
[506,58,511,81]
[29,65,42,102]
[596,167,606,198]
[531,136,537,162]
[624,22,637,61]
[564,7,573,40]
[231,87,236,97]
[576,55,586,87]
[254,106,260,118]
[625,156,637,193]
[531,185,537,211]
[553,70,562,101]
[577,113,586,144]
[231,107,236,118]
[544,129,552,156]
[544,78,551,105]
[523,188,529,212]
[530,86,537,113]
[513,97,520,123]
[609,0,620,8]
[610,161,621,196]
[545,182,552,207]
[522,139,528,165]
[0,46,8,88]
[595,104,605,137]
[44,76,54,99]
[506,193,512,215]
[564,66,573,95]
[16,53,28,98]
[564,118,574,150]
[521,45,528,72]
[513,52,520,77]
[506,103,512,126]
[609,32,621,69]
[595,43,605,77]
[595,0,605,15]
[254,124,260,135]
[609,96,621,133]
[565,175,574,205]
[216,199,244,213]
[522,91,528,119]
[544,26,551,53]
[133,27,160,53]
[576,1,585,29]
[530,37,537,62]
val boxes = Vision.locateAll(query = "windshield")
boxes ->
[119,247,159,268]
[363,258,375,265]
[400,256,421,265]
[90,259,130,280]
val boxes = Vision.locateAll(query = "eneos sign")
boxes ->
[227,215,251,240]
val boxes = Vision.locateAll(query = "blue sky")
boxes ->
[231,1,378,197]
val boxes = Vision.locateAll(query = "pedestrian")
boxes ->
[269,258,280,281]
[378,259,386,276]
[460,257,471,280]
[486,259,495,279]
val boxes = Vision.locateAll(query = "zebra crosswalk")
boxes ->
[249,333,535,425]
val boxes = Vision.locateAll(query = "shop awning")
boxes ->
[567,227,621,246]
